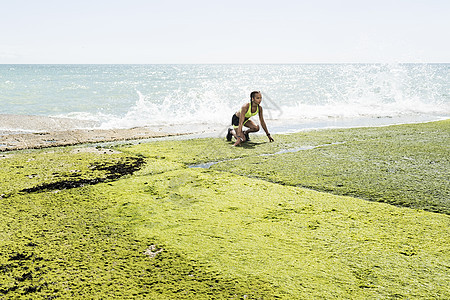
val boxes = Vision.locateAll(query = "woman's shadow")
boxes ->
[227,141,265,149]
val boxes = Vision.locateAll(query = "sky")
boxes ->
[1,0,449,64]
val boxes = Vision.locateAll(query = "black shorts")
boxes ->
[231,114,249,127]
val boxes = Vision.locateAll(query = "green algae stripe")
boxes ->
[115,132,343,166]
[121,120,450,214]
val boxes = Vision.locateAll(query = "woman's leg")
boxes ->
[243,119,260,140]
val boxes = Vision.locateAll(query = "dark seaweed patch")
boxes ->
[9,252,32,261]
[0,286,19,295]
[20,157,145,193]
[1,250,48,296]
[16,271,33,282]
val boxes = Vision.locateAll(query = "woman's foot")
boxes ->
[226,128,233,141]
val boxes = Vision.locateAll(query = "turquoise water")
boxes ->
[0,64,448,133]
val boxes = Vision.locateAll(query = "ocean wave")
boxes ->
[1,64,448,133]
[94,91,449,130]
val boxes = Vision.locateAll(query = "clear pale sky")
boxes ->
[1,0,449,63]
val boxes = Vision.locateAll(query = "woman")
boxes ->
[227,91,274,146]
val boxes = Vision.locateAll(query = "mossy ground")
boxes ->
[1,121,449,299]
[210,120,450,214]
[124,120,449,214]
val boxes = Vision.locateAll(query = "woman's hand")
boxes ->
[267,133,274,142]
[233,135,245,146]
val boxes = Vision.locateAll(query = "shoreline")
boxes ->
[1,113,448,152]
[0,127,184,152]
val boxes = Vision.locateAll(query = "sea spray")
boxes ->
[99,90,234,129]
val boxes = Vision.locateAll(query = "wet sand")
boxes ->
[0,127,181,151]
[0,114,187,151]
[0,114,99,132]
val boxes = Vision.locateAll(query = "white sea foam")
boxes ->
[97,90,233,130]
[278,97,449,121]
[96,89,448,132]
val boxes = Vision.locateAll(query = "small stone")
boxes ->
[143,245,164,258]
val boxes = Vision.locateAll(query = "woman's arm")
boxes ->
[259,106,274,142]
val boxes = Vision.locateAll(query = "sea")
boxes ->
[0,64,448,138]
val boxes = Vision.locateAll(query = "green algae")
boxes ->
[1,120,450,299]
[1,187,279,299]
[106,168,449,299]
[1,147,281,299]
[121,120,449,214]
[211,120,450,214]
